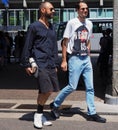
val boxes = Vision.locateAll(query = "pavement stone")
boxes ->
[0,99,118,123]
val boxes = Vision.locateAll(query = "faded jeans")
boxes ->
[54,55,96,115]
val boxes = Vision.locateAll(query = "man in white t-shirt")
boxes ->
[50,0,106,123]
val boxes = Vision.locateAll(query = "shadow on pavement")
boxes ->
[19,111,55,122]
[19,107,89,122]
[60,107,89,120]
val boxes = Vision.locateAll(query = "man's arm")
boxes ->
[87,39,91,56]
[20,24,36,75]
[61,38,69,71]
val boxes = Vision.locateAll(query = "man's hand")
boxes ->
[87,47,90,56]
[25,67,37,76]
[61,61,67,71]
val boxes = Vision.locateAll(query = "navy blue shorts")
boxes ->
[37,68,59,93]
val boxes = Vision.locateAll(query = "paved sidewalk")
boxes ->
[0,98,118,124]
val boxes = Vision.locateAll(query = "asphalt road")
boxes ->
[0,118,118,130]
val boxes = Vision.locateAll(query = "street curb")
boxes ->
[105,94,118,105]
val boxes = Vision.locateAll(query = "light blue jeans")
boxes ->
[54,55,96,115]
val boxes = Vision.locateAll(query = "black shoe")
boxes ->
[50,102,60,119]
[87,114,106,123]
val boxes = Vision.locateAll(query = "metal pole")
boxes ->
[112,0,118,96]
[61,0,64,7]
[60,0,64,22]
[100,0,103,6]
[105,0,118,105]
[23,0,27,8]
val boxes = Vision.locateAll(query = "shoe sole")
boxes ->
[87,118,106,123]
[43,122,52,126]
[34,125,43,129]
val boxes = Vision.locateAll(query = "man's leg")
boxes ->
[83,56,106,123]
[34,92,52,129]
[82,57,96,115]
[37,92,52,106]
[51,56,82,118]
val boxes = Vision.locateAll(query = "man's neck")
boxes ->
[39,17,49,28]
[78,16,86,23]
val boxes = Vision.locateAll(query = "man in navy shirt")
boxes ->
[21,1,59,129]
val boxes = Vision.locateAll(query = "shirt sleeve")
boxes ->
[20,24,35,68]
[53,30,59,68]
[63,21,72,39]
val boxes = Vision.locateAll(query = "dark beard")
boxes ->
[45,13,53,19]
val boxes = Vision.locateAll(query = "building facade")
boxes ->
[0,0,113,33]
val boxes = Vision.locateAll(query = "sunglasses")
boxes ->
[80,8,88,11]
[50,8,55,11]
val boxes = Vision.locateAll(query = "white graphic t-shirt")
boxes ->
[63,18,93,55]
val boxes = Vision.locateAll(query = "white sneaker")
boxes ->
[42,115,52,126]
[34,113,43,129]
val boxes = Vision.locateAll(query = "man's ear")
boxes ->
[41,8,45,13]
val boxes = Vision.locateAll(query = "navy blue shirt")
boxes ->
[21,21,58,69]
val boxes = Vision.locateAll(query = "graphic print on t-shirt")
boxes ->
[73,25,88,55]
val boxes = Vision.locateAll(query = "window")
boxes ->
[23,10,29,30]
[90,9,97,18]
[30,10,37,23]
[9,11,15,25]
[98,9,105,18]
[15,10,22,26]
[63,9,68,22]
[53,9,60,23]
[89,8,113,19]
[0,11,3,26]
[106,9,113,18]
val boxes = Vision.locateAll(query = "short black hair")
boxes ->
[39,1,51,18]
[75,0,87,10]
